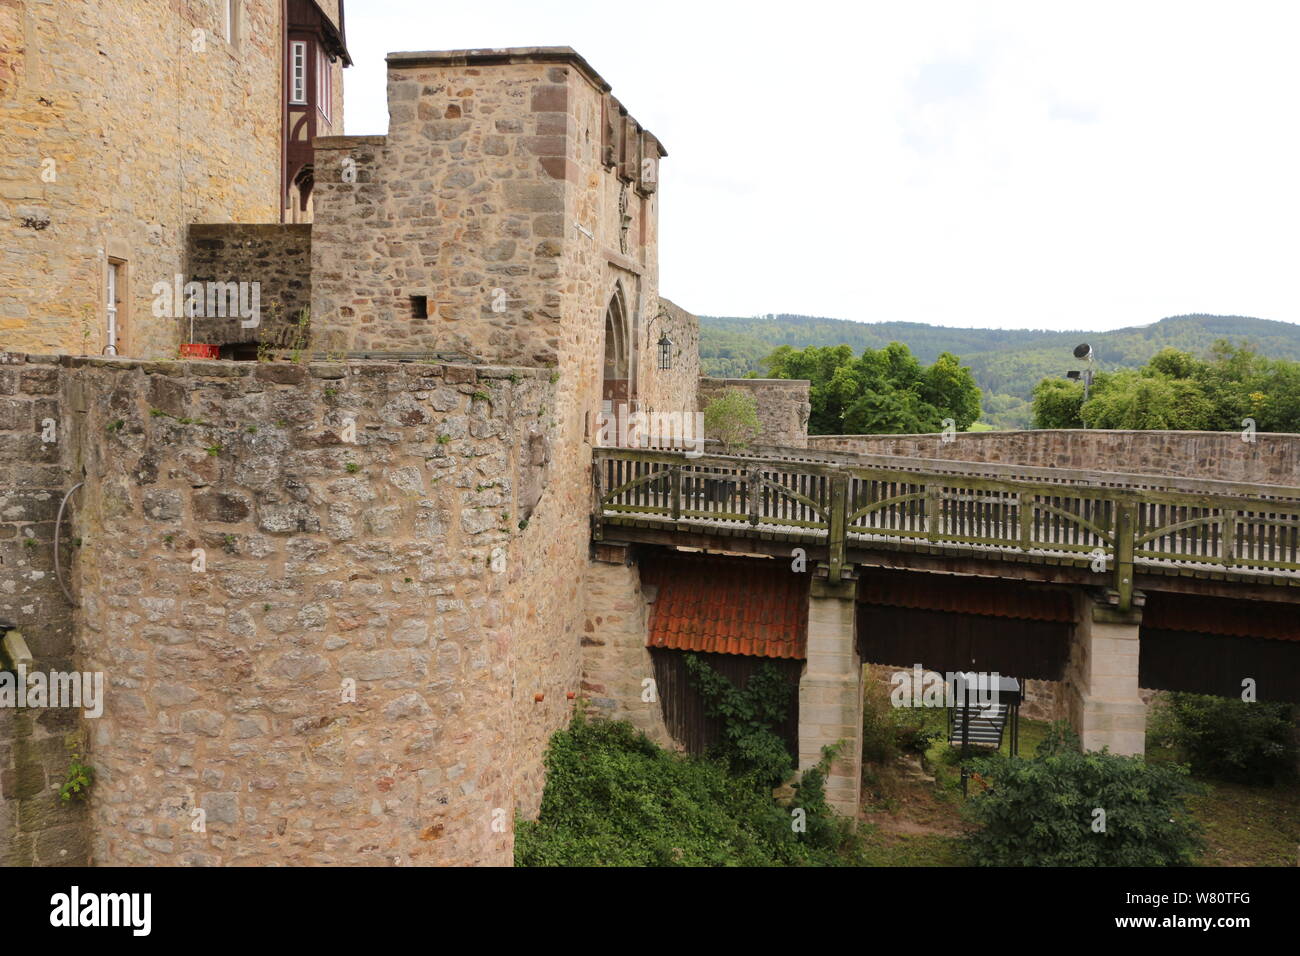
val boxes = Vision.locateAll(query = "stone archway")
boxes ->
[602,285,631,407]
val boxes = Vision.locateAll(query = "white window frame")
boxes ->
[106,262,120,353]
[224,0,234,41]
[290,41,307,105]
[317,47,332,122]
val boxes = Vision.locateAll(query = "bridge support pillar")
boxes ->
[798,577,862,817]
[1065,593,1145,755]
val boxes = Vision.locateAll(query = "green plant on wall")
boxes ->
[702,388,761,451]
[59,752,94,803]
[682,652,792,787]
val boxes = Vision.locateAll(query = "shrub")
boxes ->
[514,714,856,866]
[1148,692,1297,785]
[962,748,1204,866]
[682,653,793,788]
[703,388,761,450]
[861,670,942,770]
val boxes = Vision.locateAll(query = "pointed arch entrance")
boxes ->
[602,285,632,406]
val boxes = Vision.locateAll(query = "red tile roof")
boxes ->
[1143,592,1300,642]
[857,570,1074,622]
[642,552,809,659]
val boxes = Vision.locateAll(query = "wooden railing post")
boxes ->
[1018,492,1033,550]
[828,475,848,582]
[1222,510,1237,566]
[671,465,682,521]
[1114,501,1136,610]
[926,483,942,541]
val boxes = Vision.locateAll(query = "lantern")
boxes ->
[657,332,673,370]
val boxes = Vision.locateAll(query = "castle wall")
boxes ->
[53,354,571,865]
[0,352,88,865]
[1,0,291,358]
[185,223,313,350]
[805,430,1300,486]
[699,378,811,448]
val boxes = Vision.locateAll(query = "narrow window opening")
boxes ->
[290,41,307,104]
[410,295,428,319]
[105,260,124,355]
[224,0,240,46]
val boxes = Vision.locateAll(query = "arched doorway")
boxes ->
[602,286,631,407]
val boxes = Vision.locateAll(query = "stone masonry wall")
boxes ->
[62,355,570,865]
[699,378,812,448]
[184,224,313,350]
[807,430,1300,486]
[639,297,699,418]
[581,555,672,746]
[1,0,285,358]
[0,352,89,865]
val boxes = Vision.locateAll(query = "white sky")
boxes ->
[343,0,1300,332]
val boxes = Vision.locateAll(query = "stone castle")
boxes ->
[0,2,810,865]
[6,2,1296,869]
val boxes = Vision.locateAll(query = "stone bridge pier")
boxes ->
[1064,593,1146,755]
[793,578,1150,819]
[798,576,863,815]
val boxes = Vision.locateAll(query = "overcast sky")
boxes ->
[342,0,1300,332]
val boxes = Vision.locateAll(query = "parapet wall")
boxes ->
[699,378,811,448]
[0,351,591,867]
[806,430,1300,486]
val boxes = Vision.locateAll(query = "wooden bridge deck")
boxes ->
[592,447,1300,608]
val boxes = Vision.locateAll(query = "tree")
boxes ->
[1031,340,1300,433]
[1031,378,1084,429]
[765,342,982,435]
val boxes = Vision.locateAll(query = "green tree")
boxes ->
[765,342,981,435]
[1031,377,1085,429]
[1031,340,1300,432]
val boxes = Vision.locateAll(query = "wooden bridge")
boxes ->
[592,445,1300,608]
[589,444,1300,814]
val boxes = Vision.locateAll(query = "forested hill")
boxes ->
[699,313,1300,428]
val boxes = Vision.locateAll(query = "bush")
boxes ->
[861,670,942,770]
[1148,692,1297,785]
[683,653,793,788]
[514,714,857,866]
[703,388,761,450]
[962,748,1204,866]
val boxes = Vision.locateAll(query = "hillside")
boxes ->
[699,313,1300,428]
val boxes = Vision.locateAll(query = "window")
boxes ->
[223,0,237,44]
[290,41,307,104]
[317,47,332,122]
[410,295,428,319]
[106,261,122,354]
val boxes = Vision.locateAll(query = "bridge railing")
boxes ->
[592,447,1300,606]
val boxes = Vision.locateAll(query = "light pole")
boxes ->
[1067,343,1094,404]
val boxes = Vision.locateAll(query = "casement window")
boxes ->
[317,47,332,122]
[290,41,307,104]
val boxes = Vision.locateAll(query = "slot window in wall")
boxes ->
[224,0,240,47]
[106,260,124,355]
